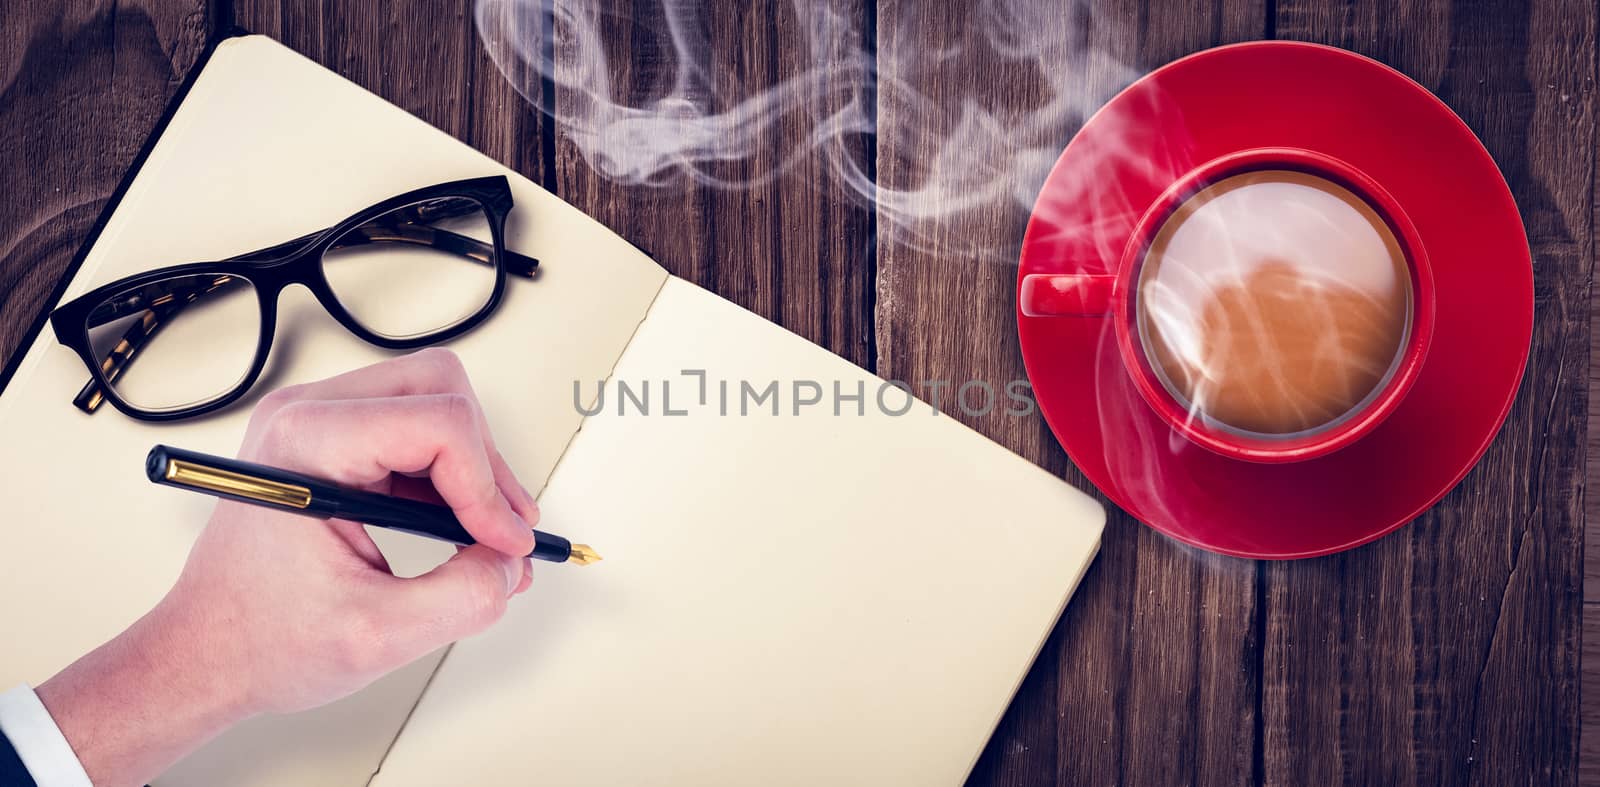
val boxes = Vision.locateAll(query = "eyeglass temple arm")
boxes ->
[340,196,538,275]
[73,219,537,413]
[330,224,540,276]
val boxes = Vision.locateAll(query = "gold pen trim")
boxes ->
[165,459,313,509]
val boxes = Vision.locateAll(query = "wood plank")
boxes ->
[238,0,559,187]
[0,0,213,370]
[552,0,876,368]
[1269,0,1592,783]
[233,0,477,142]
[470,0,553,188]
[1585,603,1600,785]
[1589,5,1600,773]
[872,2,1265,784]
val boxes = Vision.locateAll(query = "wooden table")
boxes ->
[1,1,1589,784]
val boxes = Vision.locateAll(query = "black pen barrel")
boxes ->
[146,445,572,563]
[316,484,573,562]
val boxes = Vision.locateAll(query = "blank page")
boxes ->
[372,278,1103,786]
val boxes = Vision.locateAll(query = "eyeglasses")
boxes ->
[49,176,539,421]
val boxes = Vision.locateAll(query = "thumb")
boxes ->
[379,545,523,653]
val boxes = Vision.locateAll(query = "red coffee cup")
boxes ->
[1019,147,1435,463]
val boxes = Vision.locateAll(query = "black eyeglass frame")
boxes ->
[49,175,536,422]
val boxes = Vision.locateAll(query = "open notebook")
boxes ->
[0,35,1103,786]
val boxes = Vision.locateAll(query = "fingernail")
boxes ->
[513,514,539,552]
[520,485,542,522]
[500,556,521,596]
[515,558,534,595]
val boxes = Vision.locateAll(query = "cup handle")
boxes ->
[1020,273,1117,317]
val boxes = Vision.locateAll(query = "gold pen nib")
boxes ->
[567,543,602,566]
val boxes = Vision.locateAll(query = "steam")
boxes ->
[472,0,1144,261]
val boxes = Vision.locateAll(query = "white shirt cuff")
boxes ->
[0,684,92,787]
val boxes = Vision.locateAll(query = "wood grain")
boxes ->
[553,0,876,368]
[232,0,553,193]
[0,0,211,371]
[1588,0,1600,772]
[872,2,1265,785]
[1585,603,1600,785]
[1271,0,1591,783]
[469,0,552,189]
[233,0,479,144]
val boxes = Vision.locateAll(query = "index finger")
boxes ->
[253,393,537,557]
[246,348,540,523]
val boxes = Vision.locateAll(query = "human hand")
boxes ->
[37,348,540,787]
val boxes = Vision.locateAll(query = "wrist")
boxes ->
[138,589,262,724]
[36,593,256,787]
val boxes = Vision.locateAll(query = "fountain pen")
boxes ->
[145,444,600,565]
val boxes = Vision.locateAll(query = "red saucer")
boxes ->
[1017,42,1532,559]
